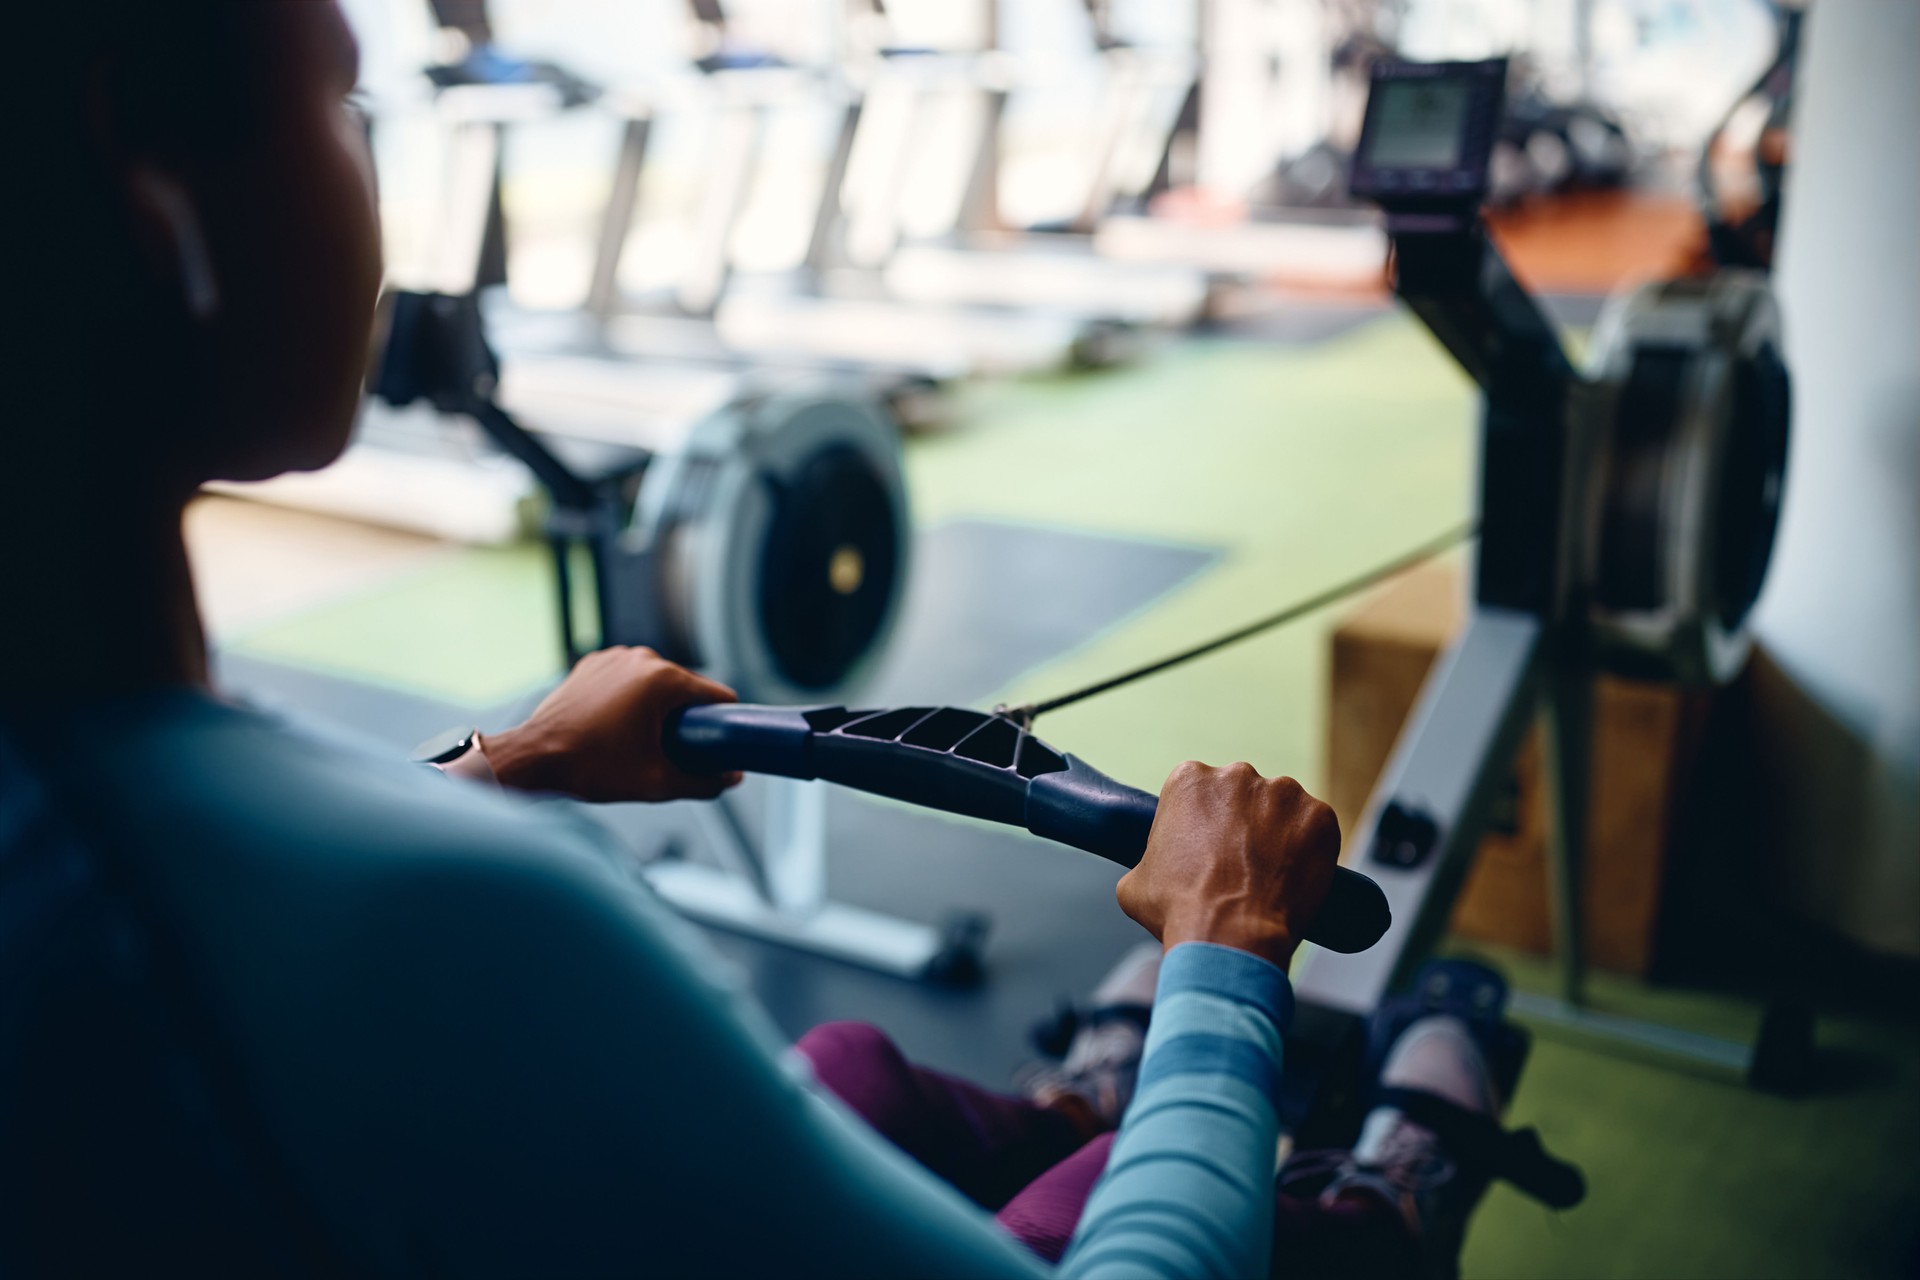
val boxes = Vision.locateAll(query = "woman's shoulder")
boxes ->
[39,688,633,902]
[33,687,726,1013]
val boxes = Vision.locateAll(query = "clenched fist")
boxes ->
[484,647,744,804]
[1117,761,1341,969]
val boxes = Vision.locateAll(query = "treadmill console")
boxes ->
[1349,59,1507,210]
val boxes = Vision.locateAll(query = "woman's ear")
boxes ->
[124,164,222,322]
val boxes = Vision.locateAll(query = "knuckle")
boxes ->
[1165,760,1208,789]
[1302,798,1341,846]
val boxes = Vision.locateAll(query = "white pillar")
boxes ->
[1754,0,1920,956]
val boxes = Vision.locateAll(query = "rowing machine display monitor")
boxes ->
[665,704,1393,955]
[1349,59,1505,209]
[1293,58,1790,1086]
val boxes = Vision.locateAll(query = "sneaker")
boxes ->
[1284,1016,1502,1275]
[1016,942,1162,1132]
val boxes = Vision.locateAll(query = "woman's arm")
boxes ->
[1063,943,1291,1278]
[332,834,1055,1278]
[371,653,1334,1277]
[312,781,1318,1279]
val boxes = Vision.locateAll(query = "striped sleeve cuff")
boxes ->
[1156,942,1293,1031]
[1134,943,1292,1101]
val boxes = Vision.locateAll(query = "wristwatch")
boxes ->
[412,726,483,767]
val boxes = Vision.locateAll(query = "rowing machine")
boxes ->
[372,290,908,694]
[374,290,988,979]
[1303,58,1792,1083]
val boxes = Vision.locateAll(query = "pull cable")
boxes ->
[999,521,1478,729]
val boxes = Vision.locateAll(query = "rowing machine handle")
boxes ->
[666,703,1391,955]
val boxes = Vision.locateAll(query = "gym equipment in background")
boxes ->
[371,289,976,980]
[372,292,908,693]
[583,50,824,337]
[698,0,1187,374]
[568,11,979,411]
[1487,59,1634,206]
[1301,57,1792,1082]
[825,0,1215,329]
[1698,0,1802,271]
[416,0,599,294]
[221,8,932,539]
[651,56,1793,1094]
[574,0,1114,378]
[1091,0,1393,292]
[1093,6,1637,292]
[416,22,949,435]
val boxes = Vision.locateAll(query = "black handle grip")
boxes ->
[667,704,1391,954]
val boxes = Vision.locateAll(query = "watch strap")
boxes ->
[412,726,481,767]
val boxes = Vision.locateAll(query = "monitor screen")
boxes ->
[1361,77,1472,171]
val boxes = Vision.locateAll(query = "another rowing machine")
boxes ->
[374,290,974,980]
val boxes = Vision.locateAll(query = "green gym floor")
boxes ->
[192,309,1920,1280]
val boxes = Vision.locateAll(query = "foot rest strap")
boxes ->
[1375,1087,1586,1209]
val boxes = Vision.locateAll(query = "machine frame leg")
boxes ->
[645,778,970,982]
[1539,645,1593,1007]
[1294,606,1545,1016]
[1294,607,1767,1081]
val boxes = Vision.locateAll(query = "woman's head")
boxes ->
[16,0,382,499]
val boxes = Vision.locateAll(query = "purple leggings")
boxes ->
[796,1021,1421,1274]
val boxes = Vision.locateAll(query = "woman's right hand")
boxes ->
[1116,761,1342,970]
[482,646,743,804]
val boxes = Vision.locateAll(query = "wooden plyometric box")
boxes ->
[1325,559,1713,976]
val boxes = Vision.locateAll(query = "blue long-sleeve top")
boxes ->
[33,692,1291,1278]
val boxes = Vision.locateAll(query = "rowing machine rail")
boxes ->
[666,704,1392,955]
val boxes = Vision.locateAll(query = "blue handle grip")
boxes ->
[667,704,1390,955]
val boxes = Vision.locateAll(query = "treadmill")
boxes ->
[859,0,1216,326]
[685,1,1175,374]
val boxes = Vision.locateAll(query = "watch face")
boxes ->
[412,726,479,766]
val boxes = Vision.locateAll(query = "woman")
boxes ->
[0,4,1484,1276]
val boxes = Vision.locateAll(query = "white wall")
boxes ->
[1755,0,1920,956]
